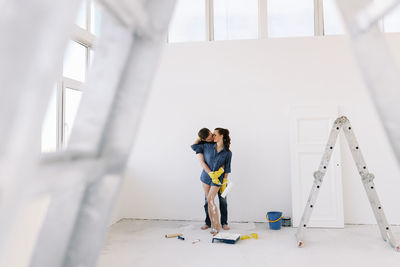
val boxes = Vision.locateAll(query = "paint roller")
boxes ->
[165,233,183,238]
[221,180,234,198]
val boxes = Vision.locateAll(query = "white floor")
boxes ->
[97,219,400,267]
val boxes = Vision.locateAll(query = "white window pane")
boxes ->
[168,0,206,42]
[41,87,57,153]
[323,0,345,35]
[63,41,87,82]
[76,0,87,30]
[268,0,314,38]
[64,88,82,146]
[89,49,94,68]
[90,0,103,35]
[384,1,400,32]
[214,0,258,40]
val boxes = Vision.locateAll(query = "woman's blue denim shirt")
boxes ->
[191,142,232,183]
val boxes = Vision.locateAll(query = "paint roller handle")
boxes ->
[165,233,183,238]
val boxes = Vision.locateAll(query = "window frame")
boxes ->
[212,0,260,41]
[168,0,400,41]
[167,0,335,41]
[42,0,98,152]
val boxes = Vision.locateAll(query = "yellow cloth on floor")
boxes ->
[240,233,258,240]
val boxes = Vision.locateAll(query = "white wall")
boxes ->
[113,34,400,225]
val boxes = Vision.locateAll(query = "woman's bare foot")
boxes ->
[210,224,221,235]
[201,225,210,230]
[222,224,230,230]
[210,228,219,236]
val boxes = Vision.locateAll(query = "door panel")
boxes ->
[290,106,344,228]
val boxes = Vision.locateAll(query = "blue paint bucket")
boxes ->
[266,211,283,230]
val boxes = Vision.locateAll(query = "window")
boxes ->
[41,88,58,153]
[41,0,102,153]
[213,0,258,40]
[63,41,87,82]
[323,0,345,35]
[64,88,83,146]
[91,0,103,36]
[76,0,88,30]
[168,0,206,42]
[268,0,314,38]
[61,40,87,146]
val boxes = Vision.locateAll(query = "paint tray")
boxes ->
[212,233,240,244]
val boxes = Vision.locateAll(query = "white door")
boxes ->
[290,106,344,228]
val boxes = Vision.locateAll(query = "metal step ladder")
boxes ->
[295,116,400,251]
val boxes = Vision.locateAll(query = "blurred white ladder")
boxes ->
[0,1,176,267]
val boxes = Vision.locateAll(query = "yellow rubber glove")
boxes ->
[208,167,224,185]
[219,178,228,194]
